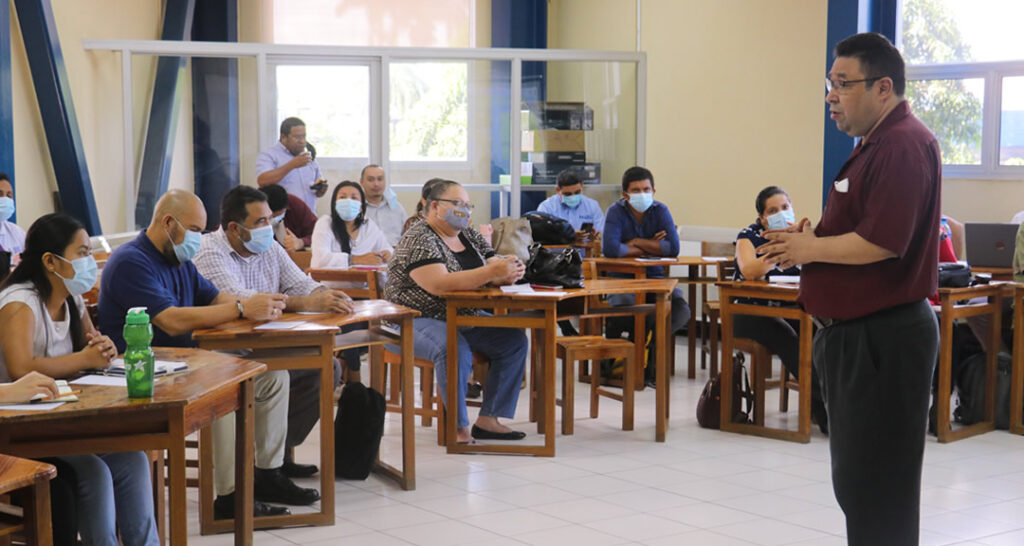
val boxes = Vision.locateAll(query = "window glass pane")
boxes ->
[901,0,1024,63]
[1001,76,1024,166]
[906,78,983,165]
[389,62,468,161]
[273,0,471,47]
[275,65,369,159]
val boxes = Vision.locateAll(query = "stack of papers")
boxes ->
[29,379,78,402]
[0,380,77,411]
[770,275,801,284]
[636,257,675,262]
[253,321,312,331]
[499,285,568,297]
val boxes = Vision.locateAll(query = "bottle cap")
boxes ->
[126,306,150,325]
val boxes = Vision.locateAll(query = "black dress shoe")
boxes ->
[213,492,290,520]
[282,458,319,479]
[471,425,526,441]
[466,382,483,399]
[254,467,321,506]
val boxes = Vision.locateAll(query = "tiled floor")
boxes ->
[186,343,1024,545]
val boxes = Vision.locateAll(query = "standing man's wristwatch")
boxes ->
[236,299,245,319]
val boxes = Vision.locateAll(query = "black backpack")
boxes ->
[696,356,754,429]
[954,351,1017,429]
[524,211,575,244]
[334,382,386,479]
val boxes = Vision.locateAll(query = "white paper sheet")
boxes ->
[500,285,533,293]
[636,257,675,262]
[1,402,65,411]
[105,359,188,376]
[770,275,801,284]
[71,375,128,387]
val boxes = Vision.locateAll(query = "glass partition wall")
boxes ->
[84,41,645,231]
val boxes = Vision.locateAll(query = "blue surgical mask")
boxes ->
[271,213,286,226]
[334,198,362,222]
[242,224,275,254]
[562,193,582,208]
[165,218,201,264]
[765,209,796,230]
[54,255,98,297]
[628,192,654,213]
[0,197,14,222]
[444,206,471,232]
[383,186,399,208]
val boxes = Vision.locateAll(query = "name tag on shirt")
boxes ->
[834,178,850,193]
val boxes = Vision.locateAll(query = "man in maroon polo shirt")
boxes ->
[759,33,940,545]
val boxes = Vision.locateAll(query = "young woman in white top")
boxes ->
[0,174,26,266]
[310,180,393,270]
[0,213,159,545]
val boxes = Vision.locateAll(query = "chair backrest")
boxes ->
[308,268,382,299]
[701,241,735,258]
[581,259,596,281]
[288,250,313,272]
[718,260,737,282]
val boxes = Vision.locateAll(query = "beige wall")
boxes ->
[944,178,1024,222]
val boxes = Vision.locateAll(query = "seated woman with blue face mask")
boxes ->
[0,213,159,545]
[733,185,828,434]
[385,179,529,444]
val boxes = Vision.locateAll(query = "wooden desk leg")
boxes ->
[1012,293,1024,435]
[168,411,188,545]
[985,297,1002,426]
[798,316,813,440]
[655,294,669,442]
[198,426,215,533]
[537,326,548,436]
[542,305,557,456]
[234,378,255,545]
[399,314,416,489]
[688,265,698,379]
[22,479,52,546]
[445,305,460,452]
[720,295,735,433]
[317,336,336,522]
[937,299,954,443]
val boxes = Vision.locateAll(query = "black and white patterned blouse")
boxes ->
[385,220,495,320]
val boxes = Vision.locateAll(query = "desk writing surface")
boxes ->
[192,301,417,342]
[588,256,716,268]
[0,347,265,424]
[440,278,677,301]
[716,280,800,300]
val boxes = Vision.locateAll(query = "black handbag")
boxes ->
[524,211,575,244]
[523,243,584,288]
[938,262,972,288]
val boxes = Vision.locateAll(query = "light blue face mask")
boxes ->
[242,224,275,254]
[766,209,796,230]
[628,192,654,213]
[0,197,14,222]
[271,212,286,226]
[444,206,472,231]
[383,186,400,208]
[55,254,98,297]
[562,193,582,208]
[334,198,362,222]
[166,218,201,264]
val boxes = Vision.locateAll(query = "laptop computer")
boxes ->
[965,223,1019,268]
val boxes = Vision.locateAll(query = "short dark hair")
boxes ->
[425,179,461,210]
[279,117,305,137]
[834,32,906,97]
[221,185,268,230]
[360,164,382,180]
[258,184,289,213]
[621,166,654,192]
[0,172,8,183]
[556,170,581,188]
[755,186,789,216]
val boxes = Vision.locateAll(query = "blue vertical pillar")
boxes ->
[490,0,547,218]
[13,0,100,233]
[0,1,14,217]
[134,0,195,228]
[191,0,238,230]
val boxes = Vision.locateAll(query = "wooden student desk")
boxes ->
[439,277,678,455]
[934,283,1007,442]
[0,348,264,546]
[1011,283,1024,436]
[588,256,722,379]
[192,301,419,534]
[716,281,814,443]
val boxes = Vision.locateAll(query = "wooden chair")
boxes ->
[698,241,735,376]
[287,249,312,272]
[0,455,56,546]
[308,268,383,300]
[552,260,639,433]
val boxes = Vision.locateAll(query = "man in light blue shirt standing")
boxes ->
[536,170,605,245]
[256,117,327,213]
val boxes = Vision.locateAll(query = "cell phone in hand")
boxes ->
[310,178,328,191]
[581,222,594,232]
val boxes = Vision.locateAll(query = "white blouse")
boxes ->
[0,282,86,382]
[310,215,393,270]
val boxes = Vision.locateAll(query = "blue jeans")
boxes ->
[61,451,159,546]
[408,317,528,428]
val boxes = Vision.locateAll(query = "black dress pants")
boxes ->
[813,300,937,545]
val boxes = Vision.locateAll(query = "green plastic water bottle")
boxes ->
[124,306,155,398]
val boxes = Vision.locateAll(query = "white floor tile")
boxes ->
[710,518,829,545]
[642,529,757,545]
[385,519,504,546]
[979,528,1024,545]
[584,513,696,541]
[514,523,629,546]
[462,507,566,536]
[651,502,761,529]
[530,496,636,523]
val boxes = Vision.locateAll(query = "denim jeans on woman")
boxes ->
[61,451,159,545]
[409,317,528,428]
